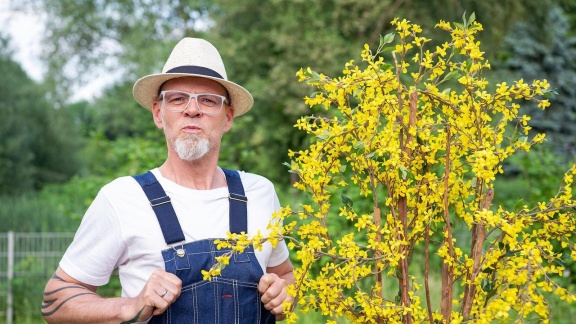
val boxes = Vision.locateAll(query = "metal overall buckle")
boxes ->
[171,241,186,258]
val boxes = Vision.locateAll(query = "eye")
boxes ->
[198,95,221,107]
[165,92,188,104]
[172,96,187,103]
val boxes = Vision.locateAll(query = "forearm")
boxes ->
[279,269,294,285]
[42,274,140,324]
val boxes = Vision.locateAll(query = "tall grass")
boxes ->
[0,174,109,233]
[0,193,76,232]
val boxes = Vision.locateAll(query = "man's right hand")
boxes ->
[124,269,182,322]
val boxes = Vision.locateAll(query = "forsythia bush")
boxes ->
[211,14,576,323]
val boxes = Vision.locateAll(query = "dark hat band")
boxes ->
[166,65,224,79]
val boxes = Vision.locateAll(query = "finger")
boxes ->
[140,272,177,315]
[159,280,182,300]
[150,270,182,299]
[163,272,183,286]
[263,287,287,311]
[259,276,286,305]
[150,292,171,316]
[257,273,277,294]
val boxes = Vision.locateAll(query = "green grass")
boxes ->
[0,193,75,232]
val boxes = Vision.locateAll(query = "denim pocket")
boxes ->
[167,277,261,324]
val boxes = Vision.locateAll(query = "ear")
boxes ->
[152,101,164,129]
[223,106,235,133]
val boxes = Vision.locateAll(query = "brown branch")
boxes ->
[462,189,494,319]
[424,222,434,324]
[392,50,413,324]
[373,205,383,322]
[441,124,454,323]
[398,90,418,324]
[368,153,383,299]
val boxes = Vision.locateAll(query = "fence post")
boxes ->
[7,231,13,324]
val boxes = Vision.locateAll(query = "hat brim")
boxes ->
[133,73,254,117]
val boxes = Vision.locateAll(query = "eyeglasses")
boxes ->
[159,90,229,115]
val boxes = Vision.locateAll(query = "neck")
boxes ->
[158,154,226,190]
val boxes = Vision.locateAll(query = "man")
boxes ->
[41,38,294,323]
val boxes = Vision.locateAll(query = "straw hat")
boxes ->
[133,38,253,117]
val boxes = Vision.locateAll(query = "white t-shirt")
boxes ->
[59,168,289,297]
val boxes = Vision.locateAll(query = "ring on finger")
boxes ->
[159,289,168,298]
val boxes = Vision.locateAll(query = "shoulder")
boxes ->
[92,174,150,208]
[235,170,275,192]
[100,174,147,194]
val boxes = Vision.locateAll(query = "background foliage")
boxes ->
[1,0,576,322]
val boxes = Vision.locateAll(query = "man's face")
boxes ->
[152,76,234,161]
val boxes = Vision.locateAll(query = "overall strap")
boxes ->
[132,171,185,245]
[222,168,248,234]
[132,169,248,245]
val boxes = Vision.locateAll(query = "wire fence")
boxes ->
[0,232,74,324]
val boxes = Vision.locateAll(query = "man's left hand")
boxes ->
[258,272,292,320]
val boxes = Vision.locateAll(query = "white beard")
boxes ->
[173,135,210,161]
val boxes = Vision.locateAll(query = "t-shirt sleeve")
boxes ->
[267,239,290,268]
[59,188,127,286]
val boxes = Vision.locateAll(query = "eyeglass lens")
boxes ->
[161,91,225,114]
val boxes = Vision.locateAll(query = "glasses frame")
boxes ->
[159,90,229,115]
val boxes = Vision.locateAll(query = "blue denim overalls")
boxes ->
[133,169,276,324]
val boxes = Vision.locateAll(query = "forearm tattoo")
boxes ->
[41,273,97,317]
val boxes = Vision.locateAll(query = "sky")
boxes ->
[0,1,44,81]
[0,1,111,101]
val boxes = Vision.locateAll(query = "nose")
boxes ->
[183,96,202,116]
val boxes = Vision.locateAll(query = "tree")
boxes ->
[0,35,82,194]
[13,0,215,102]
[502,6,576,160]
[208,15,576,323]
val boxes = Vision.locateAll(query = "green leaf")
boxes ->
[353,141,365,149]
[394,286,402,305]
[317,130,331,141]
[378,63,393,71]
[453,22,465,30]
[339,165,347,172]
[307,70,322,83]
[542,89,559,98]
[481,278,493,292]
[379,32,395,47]
[399,166,408,180]
[555,259,565,267]
[514,198,525,212]
[283,161,298,174]
[442,70,461,83]
[341,194,353,208]
[462,59,473,71]
[498,242,511,253]
[469,12,476,25]
[366,151,377,159]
